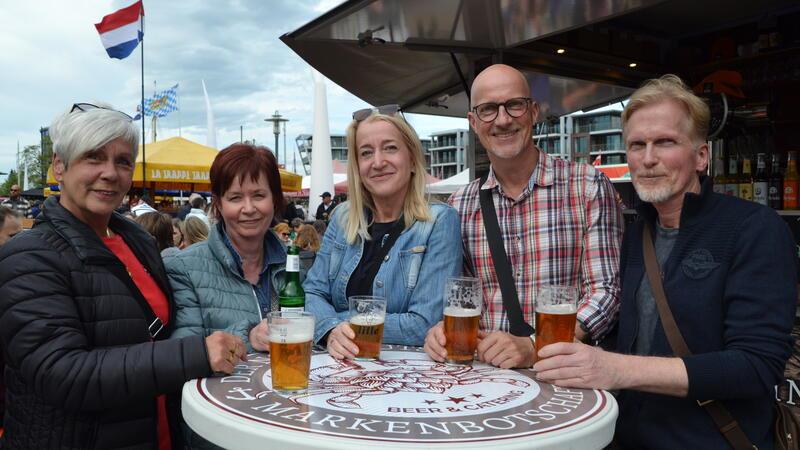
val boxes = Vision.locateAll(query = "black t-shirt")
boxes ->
[346,217,404,299]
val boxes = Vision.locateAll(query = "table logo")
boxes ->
[196,346,609,443]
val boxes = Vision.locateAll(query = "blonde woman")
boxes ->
[304,106,462,358]
[182,215,209,248]
[273,222,291,243]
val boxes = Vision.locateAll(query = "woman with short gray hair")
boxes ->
[0,102,246,449]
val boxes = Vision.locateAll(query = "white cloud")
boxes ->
[0,0,467,179]
[313,0,344,13]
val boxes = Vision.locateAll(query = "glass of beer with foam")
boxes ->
[348,296,387,360]
[534,285,579,357]
[443,276,482,365]
[268,311,315,394]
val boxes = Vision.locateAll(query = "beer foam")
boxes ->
[269,330,313,344]
[444,306,481,317]
[536,303,578,315]
[349,314,385,326]
[269,317,314,343]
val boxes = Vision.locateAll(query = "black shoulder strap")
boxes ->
[642,222,753,450]
[479,173,535,337]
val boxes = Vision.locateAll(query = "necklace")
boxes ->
[105,228,113,238]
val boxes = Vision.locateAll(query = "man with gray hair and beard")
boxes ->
[534,74,796,449]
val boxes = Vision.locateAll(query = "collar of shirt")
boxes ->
[479,147,555,204]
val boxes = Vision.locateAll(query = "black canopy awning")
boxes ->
[281,0,799,118]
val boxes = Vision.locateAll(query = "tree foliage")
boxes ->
[0,170,19,196]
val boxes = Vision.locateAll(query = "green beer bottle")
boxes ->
[279,231,305,311]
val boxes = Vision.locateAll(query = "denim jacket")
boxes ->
[304,202,462,346]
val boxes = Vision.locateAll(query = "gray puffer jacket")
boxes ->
[165,223,288,351]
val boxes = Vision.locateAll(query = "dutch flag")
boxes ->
[94,1,144,60]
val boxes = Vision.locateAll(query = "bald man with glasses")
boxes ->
[424,64,623,369]
[2,185,31,218]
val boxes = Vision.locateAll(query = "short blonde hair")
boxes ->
[183,216,209,246]
[622,74,710,145]
[343,114,431,244]
[273,222,290,238]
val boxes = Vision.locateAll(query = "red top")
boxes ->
[102,234,171,450]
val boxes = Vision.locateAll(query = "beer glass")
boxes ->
[267,311,315,394]
[534,285,579,357]
[348,296,386,360]
[443,276,482,365]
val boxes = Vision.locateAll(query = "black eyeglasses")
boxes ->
[352,104,401,121]
[71,103,134,121]
[471,97,532,122]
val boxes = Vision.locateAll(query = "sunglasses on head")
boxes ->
[71,103,134,121]
[352,104,401,121]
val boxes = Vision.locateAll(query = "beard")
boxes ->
[633,179,674,204]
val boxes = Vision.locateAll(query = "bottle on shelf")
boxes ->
[753,153,769,206]
[725,151,740,198]
[712,140,727,195]
[783,151,799,210]
[738,155,754,201]
[768,153,783,210]
[278,231,305,312]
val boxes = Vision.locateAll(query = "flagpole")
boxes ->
[178,83,182,137]
[140,8,147,195]
[152,81,157,143]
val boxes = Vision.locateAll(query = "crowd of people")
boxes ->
[0,64,796,450]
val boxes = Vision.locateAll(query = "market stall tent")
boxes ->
[426,169,471,194]
[47,136,302,193]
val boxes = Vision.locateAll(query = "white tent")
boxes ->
[302,173,347,190]
[426,169,471,194]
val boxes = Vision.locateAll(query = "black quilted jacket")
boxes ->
[0,196,212,449]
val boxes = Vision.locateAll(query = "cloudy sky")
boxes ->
[0,0,467,181]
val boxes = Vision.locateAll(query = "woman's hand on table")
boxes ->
[423,321,447,362]
[327,322,358,360]
[249,320,270,352]
[206,331,247,374]
[477,330,536,369]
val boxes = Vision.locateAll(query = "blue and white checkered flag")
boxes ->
[139,84,179,118]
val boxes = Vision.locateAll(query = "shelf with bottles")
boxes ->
[688,45,800,79]
[680,10,800,82]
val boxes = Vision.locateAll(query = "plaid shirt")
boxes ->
[448,150,623,340]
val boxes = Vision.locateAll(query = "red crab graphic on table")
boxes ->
[283,357,530,409]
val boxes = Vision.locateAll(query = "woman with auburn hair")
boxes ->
[0,102,244,449]
[165,143,290,447]
[304,106,462,358]
[295,224,321,252]
[166,143,288,352]
[295,224,321,271]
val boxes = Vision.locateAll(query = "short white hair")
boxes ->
[50,102,139,167]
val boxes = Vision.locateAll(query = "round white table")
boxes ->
[182,345,617,449]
